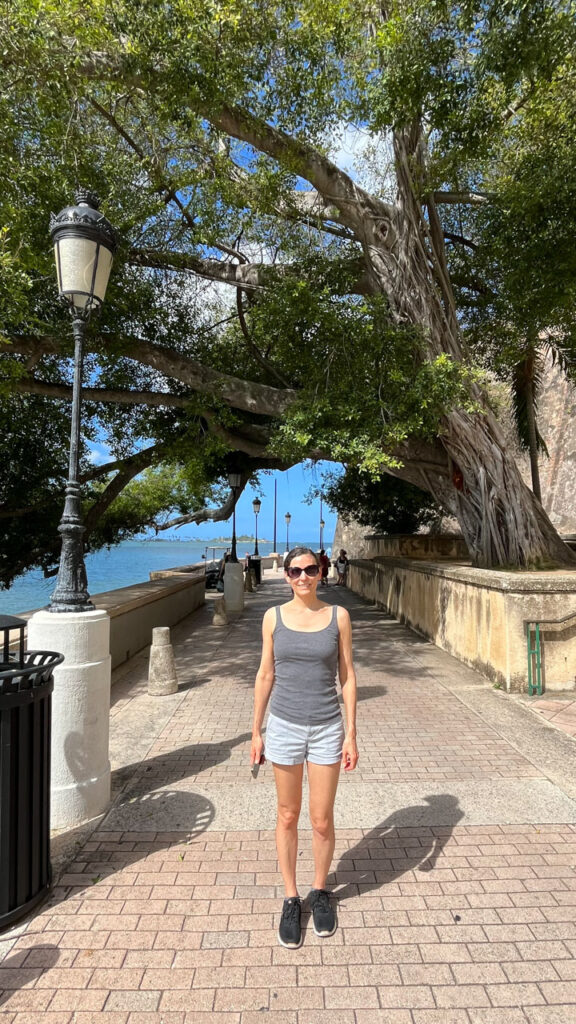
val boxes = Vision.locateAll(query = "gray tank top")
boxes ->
[269,605,341,725]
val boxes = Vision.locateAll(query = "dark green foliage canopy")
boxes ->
[2,0,576,579]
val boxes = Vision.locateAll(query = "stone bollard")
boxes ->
[273,558,278,571]
[244,570,253,593]
[148,627,178,696]
[213,596,228,625]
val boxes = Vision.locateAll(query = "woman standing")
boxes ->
[251,547,358,949]
[335,549,349,586]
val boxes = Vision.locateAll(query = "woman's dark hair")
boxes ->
[284,546,320,570]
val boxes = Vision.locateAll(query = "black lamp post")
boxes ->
[320,518,325,550]
[228,472,242,563]
[252,498,261,556]
[319,493,323,549]
[285,512,291,552]
[48,190,117,612]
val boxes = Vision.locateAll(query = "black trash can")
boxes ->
[250,556,262,585]
[0,615,63,931]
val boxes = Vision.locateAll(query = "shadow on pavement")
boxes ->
[0,944,60,1003]
[356,685,387,702]
[111,730,253,794]
[331,794,464,903]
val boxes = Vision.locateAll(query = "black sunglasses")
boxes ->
[286,564,320,579]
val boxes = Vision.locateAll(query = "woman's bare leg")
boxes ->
[273,762,304,897]
[307,761,341,890]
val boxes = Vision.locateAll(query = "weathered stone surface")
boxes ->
[148,626,179,695]
[212,596,228,625]
[516,352,576,534]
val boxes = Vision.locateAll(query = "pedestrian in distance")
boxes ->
[318,548,330,586]
[335,549,349,587]
[251,546,359,949]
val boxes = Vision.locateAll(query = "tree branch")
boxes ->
[432,191,489,205]
[128,245,374,296]
[10,376,192,408]
[443,232,478,251]
[154,473,249,532]
[235,289,292,388]
[84,444,164,533]
[210,104,396,240]
[2,335,298,418]
[129,246,283,291]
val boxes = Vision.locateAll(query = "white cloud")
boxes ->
[87,443,112,466]
[329,123,396,200]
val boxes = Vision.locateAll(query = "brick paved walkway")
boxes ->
[527,697,576,739]
[2,573,576,1023]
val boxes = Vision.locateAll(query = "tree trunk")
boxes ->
[365,124,575,568]
[440,406,569,567]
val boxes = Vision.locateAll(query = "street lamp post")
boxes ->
[228,472,242,563]
[320,518,325,551]
[252,498,261,556]
[27,189,117,828]
[48,190,117,612]
[285,512,291,552]
[224,472,244,612]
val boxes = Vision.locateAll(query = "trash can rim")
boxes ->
[0,650,64,682]
[0,614,27,629]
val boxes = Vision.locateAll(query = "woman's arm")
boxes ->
[337,606,359,771]
[251,606,276,764]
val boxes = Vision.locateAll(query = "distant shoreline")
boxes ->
[142,536,271,544]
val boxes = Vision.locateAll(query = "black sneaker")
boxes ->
[278,897,303,948]
[308,889,337,937]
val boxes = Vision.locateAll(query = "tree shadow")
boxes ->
[111,730,254,796]
[330,794,465,904]
[95,788,215,839]
[356,685,387,702]
[0,944,60,1006]
[63,729,253,800]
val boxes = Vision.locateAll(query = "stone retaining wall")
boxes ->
[363,533,469,561]
[89,573,205,670]
[350,557,576,693]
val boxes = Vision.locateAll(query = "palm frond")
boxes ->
[511,348,549,456]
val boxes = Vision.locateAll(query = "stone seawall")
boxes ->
[349,556,576,693]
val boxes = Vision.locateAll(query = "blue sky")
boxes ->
[172,460,342,545]
[87,442,343,545]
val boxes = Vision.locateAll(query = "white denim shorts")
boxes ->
[265,712,345,766]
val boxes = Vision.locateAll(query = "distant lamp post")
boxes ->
[285,512,291,552]
[228,472,242,563]
[252,497,261,556]
[49,190,117,612]
[320,518,325,550]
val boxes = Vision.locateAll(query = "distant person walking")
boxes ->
[251,546,358,949]
[335,549,349,587]
[318,548,330,586]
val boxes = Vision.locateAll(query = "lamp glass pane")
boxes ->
[93,245,114,304]
[55,236,98,308]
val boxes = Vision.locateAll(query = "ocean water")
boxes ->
[0,538,331,616]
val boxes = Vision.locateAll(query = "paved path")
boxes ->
[2,573,576,1022]
[524,696,576,739]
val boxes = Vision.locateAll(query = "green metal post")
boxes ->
[526,621,542,696]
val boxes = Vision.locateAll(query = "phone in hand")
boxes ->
[251,753,265,778]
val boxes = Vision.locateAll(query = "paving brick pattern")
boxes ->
[2,825,576,1021]
[1,575,575,1021]
[528,699,576,739]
